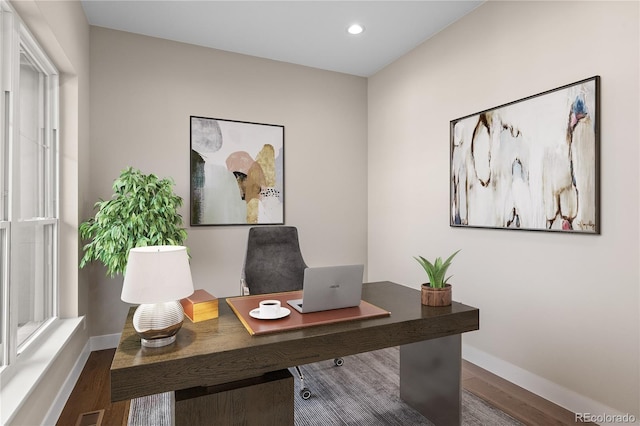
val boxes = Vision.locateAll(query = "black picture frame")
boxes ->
[190,116,285,226]
[450,76,600,233]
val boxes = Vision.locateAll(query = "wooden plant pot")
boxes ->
[421,283,452,307]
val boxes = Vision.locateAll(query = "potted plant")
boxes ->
[414,250,460,306]
[79,167,188,277]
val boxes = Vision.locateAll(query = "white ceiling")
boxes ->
[81,1,484,77]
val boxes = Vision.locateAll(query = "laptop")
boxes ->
[287,264,364,314]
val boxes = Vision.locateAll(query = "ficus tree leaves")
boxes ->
[79,167,188,277]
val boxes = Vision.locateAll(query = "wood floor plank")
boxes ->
[462,364,476,381]
[462,360,595,425]
[464,376,570,425]
[56,349,129,426]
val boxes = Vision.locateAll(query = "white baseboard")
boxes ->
[90,333,122,351]
[462,344,639,426]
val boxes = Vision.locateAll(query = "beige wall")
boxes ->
[368,0,639,418]
[88,27,369,336]
[8,0,90,424]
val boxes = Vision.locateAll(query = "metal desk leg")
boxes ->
[400,335,462,426]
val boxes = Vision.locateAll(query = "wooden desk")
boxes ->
[111,281,479,425]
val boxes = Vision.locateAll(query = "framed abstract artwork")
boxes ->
[190,116,284,226]
[450,76,600,233]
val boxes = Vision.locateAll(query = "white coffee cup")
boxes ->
[259,299,281,319]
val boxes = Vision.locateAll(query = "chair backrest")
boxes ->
[243,226,308,295]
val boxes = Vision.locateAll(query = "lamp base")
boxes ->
[141,335,177,348]
[132,301,185,348]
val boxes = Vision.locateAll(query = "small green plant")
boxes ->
[414,250,460,288]
[79,167,188,277]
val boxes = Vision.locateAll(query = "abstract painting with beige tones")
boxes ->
[450,76,599,233]
[190,116,284,225]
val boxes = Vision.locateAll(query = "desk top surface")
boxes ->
[111,281,479,401]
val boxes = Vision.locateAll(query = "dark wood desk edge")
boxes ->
[111,281,479,402]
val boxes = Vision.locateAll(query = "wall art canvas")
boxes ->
[190,116,284,226]
[450,76,599,233]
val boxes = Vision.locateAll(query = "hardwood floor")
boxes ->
[56,349,129,426]
[57,349,592,426]
[462,360,594,425]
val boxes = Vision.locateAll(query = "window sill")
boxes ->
[0,317,85,425]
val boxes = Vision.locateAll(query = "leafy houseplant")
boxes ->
[414,250,460,306]
[79,167,188,277]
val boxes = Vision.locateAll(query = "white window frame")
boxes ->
[0,0,59,370]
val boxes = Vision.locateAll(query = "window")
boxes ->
[0,2,59,368]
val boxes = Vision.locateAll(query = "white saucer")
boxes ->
[249,307,291,320]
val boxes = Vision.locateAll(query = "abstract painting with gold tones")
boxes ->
[450,76,599,233]
[190,116,284,225]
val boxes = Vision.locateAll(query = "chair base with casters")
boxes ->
[293,366,311,400]
[292,358,344,400]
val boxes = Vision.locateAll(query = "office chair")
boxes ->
[241,226,344,400]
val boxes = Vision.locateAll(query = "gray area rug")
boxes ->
[129,392,174,426]
[129,346,522,425]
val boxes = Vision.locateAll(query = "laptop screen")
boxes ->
[287,265,364,313]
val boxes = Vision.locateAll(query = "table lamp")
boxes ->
[121,245,194,348]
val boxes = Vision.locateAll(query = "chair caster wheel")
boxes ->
[300,388,312,400]
[334,358,344,367]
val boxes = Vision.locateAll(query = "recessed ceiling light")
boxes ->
[347,24,364,35]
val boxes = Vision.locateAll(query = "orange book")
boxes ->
[181,289,218,322]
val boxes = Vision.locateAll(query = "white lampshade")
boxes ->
[122,245,194,304]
